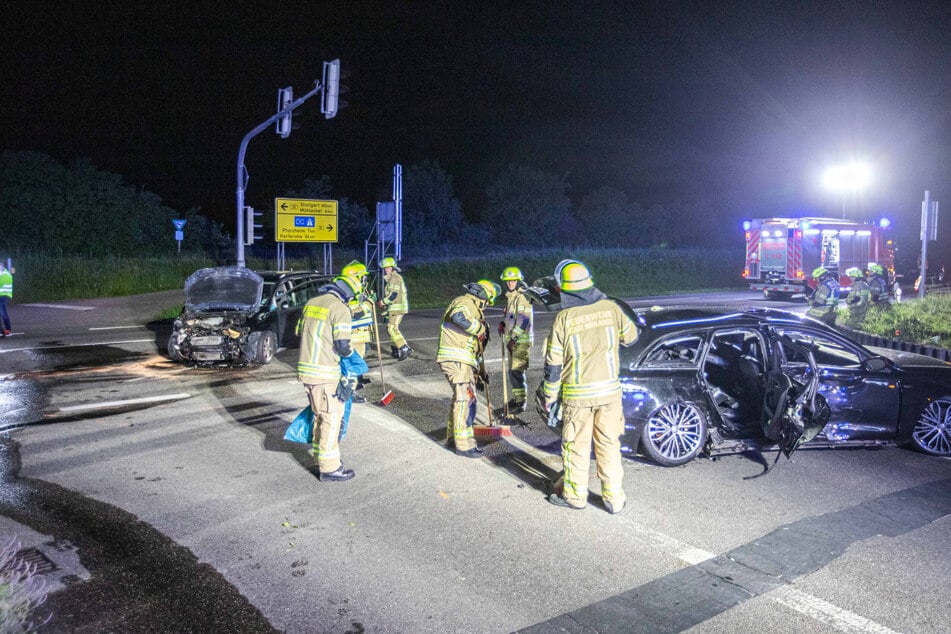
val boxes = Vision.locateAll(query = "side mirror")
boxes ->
[863,356,890,372]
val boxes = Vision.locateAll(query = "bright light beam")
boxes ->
[821,162,872,192]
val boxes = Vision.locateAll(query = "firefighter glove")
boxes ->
[497,320,505,336]
[334,376,355,403]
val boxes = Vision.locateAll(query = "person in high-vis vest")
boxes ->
[543,260,638,514]
[341,260,374,403]
[806,267,840,325]
[497,266,533,412]
[436,279,500,458]
[867,263,891,306]
[296,274,362,482]
[844,266,871,327]
[379,257,411,360]
[0,261,12,337]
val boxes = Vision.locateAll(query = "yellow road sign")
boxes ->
[274,198,338,242]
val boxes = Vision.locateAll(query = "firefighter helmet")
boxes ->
[812,267,828,280]
[845,267,863,279]
[333,274,362,299]
[342,260,368,279]
[556,259,593,292]
[869,263,884,276]
[469,280,501,305]
[380,257,398,270]
[500,266,524,282]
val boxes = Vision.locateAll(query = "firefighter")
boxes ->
[379,257,411,360]
[845,267,870,327]
[497,266,533,412]
[0,260,12,336]
[543,260,639,514]
[296,274,363,482]
[806,267,840,326]
[341,260,374,403]
[867,263,891,306]
[436,279,500,458]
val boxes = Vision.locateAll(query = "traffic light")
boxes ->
[244,206,263,245]
[276,86,293,138]
[322,59,349,119]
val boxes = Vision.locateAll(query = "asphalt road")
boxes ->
[2,290,950,633]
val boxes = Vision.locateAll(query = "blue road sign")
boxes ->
[172,219,187,230]
[294,216,316,227]
[175,231,184,241]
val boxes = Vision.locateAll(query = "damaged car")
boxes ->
[529,283,951,466]
[167,267,332,366]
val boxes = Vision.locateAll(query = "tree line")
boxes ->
[0,150,731,259]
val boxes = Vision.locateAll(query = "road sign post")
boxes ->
[172,219,187,254]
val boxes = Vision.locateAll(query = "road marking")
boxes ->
[768,586,899,634]
[57,393,192,413]
[20,303,95,311]
[0,338,156,354]
[88,325,143,331]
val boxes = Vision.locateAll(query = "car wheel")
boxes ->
[167,333,184,362]
[911,398,951,456]
[641,401,708,466]
[254,331,276,365]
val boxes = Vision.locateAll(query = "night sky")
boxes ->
[3,2,950,255]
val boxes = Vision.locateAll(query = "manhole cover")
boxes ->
[1,547,57,575]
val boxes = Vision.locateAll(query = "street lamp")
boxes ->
[822,162,872,218]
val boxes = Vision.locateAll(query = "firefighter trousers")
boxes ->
[305,382,345,473]
[387,312,407,348]
[559,396,626,509]
[507,341,530,403]
[439,361,477,451]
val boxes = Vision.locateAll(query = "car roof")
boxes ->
[255,270,329,284]
[636,304,813,332]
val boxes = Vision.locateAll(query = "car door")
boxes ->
[771,326,900,442]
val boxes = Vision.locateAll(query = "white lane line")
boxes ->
[89,325,143,331]
[0,338,156,354]
[20,303,95,311]
[57,393,192,413]
[500,433,894,632]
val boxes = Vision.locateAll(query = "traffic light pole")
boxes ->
[235,82,322,268]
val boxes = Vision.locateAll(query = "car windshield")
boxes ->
[184,267,263,311]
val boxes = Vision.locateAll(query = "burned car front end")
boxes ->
[167,267,267,365]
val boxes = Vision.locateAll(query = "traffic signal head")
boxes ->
[322,59,349,119]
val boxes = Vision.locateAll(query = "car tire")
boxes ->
[910,397,951,457]
[641,401,708,466]
[254,330,276,365]
[167,333,184,362]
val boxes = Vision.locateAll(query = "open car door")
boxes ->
[762,333,831,458]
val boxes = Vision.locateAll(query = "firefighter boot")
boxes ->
[397,344,412,361]
[319,466,355,482]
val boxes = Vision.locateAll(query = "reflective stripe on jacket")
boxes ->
[543,299,638,405]
[296,294,352,383]
[503,288,533,345]
[436,293,486,367]
[383,271,408,314]
[349,298,374,344]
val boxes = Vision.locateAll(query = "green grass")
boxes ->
[848,294,951,348]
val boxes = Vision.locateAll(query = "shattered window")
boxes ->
[639,333,704,368]
[776,329,861,368]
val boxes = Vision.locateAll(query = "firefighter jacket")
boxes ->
[382,270,408,315]
[0,267,11,298]
[349,297,374,344]
[846,279,871,309]
[436,293,488,368]
[543,294,639,406]
[810,278,840,310]
[868,274,889,303]
[502,286,533,345]
[296,290,353,384]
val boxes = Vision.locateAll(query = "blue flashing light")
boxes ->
[879,217,891,229]
[742,220,752,231]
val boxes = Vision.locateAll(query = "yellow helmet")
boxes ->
[380,257,398,269]
[474,280,501,305]
[334,274,362,299]
[555,259,593,292]
[500,266,524,282]
[342,260,368,279]
[812,267,828,279]
[845,267,862,279]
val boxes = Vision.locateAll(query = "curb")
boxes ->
[834,324,951,363]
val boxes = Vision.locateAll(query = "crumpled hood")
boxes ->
[184,267,263,313]
[868,345,951,369]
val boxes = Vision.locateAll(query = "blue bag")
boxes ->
[284,405,314,444]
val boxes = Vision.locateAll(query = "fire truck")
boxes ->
[743,217,895,299]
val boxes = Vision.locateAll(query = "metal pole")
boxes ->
[919,190,930,299]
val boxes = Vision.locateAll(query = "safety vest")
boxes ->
[296,293,352,384]
[503,288,533,345]
[868,275,888,303]
[808,279,839,315]
[382,271,408,314]
[0,269,11,298]
[543,299,638,404]
[846,279,870,309]
[436,293,486,368]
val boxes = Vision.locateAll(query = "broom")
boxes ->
[473,323,511,437]
[370,300,394,406]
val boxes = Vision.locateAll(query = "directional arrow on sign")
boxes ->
[325,225,334,231]
[281,202,289,211]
